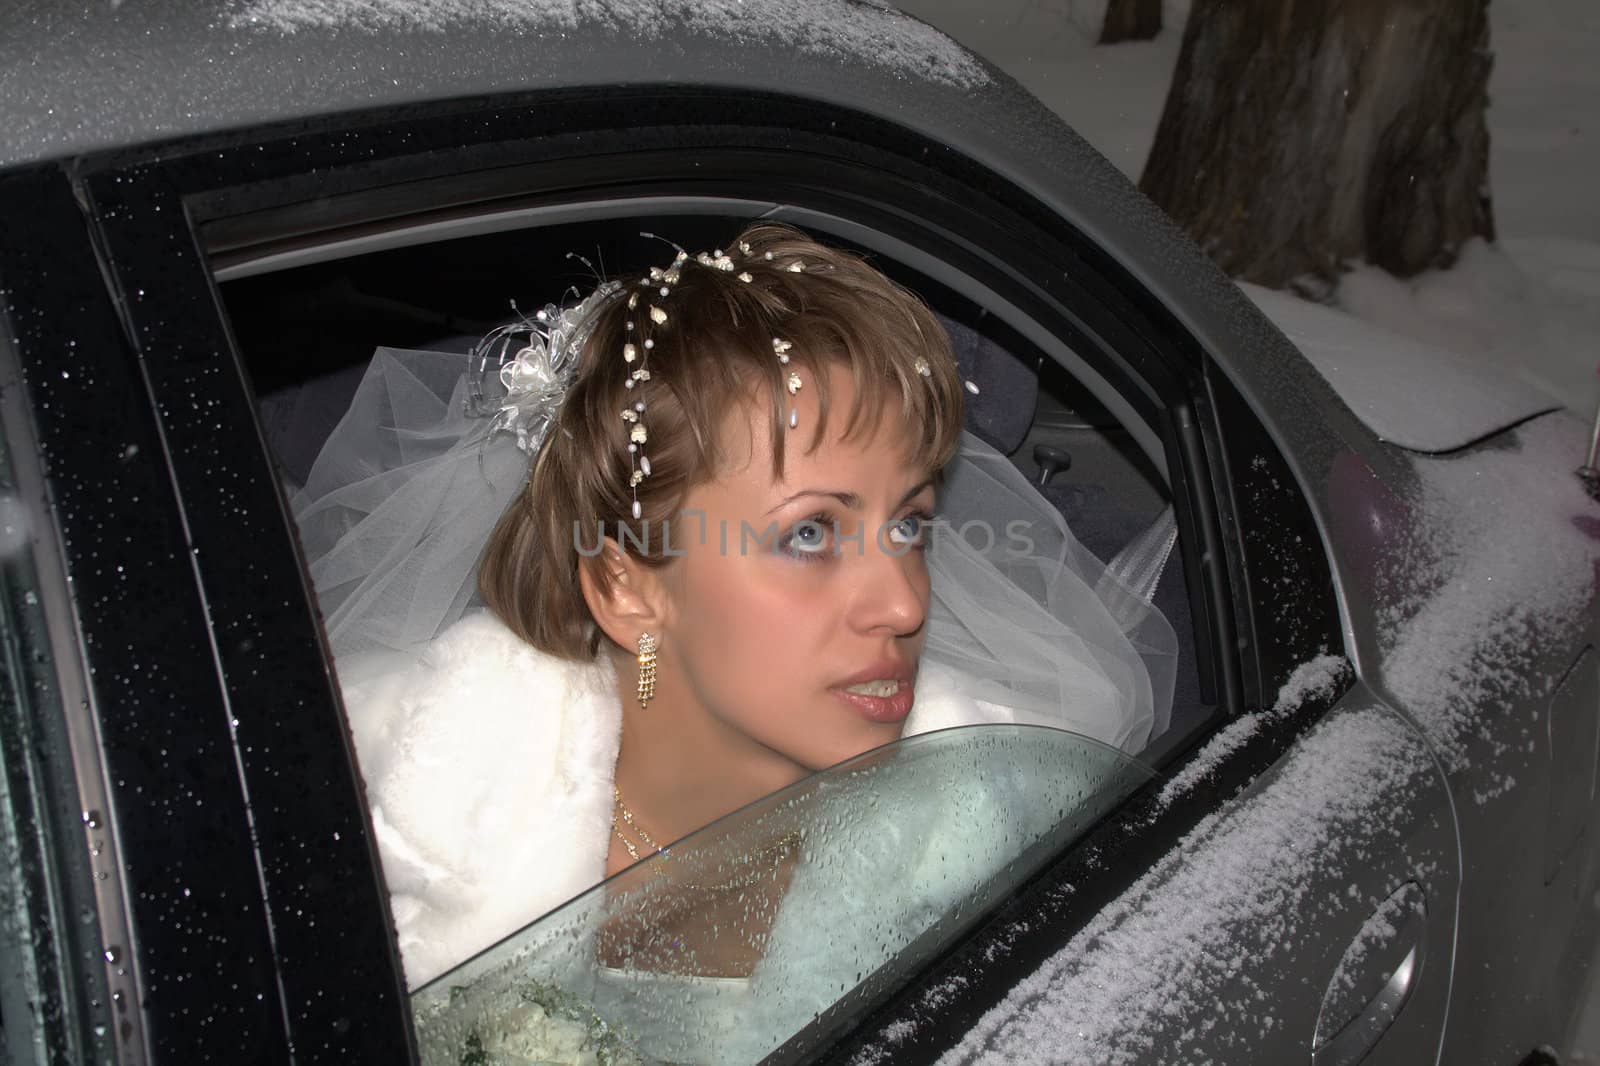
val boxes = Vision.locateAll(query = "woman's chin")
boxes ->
[793,715,907,773]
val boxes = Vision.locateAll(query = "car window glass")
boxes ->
[408,724,1154,1065]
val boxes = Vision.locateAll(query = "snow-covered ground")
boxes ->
[894,0,1600,1059]
[899,0,1600,423]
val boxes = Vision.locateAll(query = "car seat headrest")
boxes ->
[940,315,1039,456]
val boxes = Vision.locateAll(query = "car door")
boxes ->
[2,82,1465,1066]
[0,161,418,1064]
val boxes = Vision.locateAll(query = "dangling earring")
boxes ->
[636,632,658,708]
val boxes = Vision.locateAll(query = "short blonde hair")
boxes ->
[478,223,965,658]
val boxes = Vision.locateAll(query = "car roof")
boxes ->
[7,1,1543,462]
[2,0,994,169]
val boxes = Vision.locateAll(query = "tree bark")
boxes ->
[1139,0,1495,289]
[1100,0,1163,44]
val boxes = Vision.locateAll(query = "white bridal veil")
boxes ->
[289,309,1176,752]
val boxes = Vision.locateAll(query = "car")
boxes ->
[1,2,1596,1064]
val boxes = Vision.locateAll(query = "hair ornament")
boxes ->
[624,240,692,521]
[771,336,801,424]
[468,281,621,455]
[695,251,735,272]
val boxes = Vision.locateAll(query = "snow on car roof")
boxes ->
[228,0,988,89]
[0,0,988,169]
[1242,282,1558,454]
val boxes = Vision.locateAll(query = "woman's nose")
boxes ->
[848,530,928,636]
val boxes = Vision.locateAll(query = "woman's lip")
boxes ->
[833,660,914,688]
[830,681,915,724]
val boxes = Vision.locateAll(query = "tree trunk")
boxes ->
[1139,0,1495,289]
[1100,0,1163,44]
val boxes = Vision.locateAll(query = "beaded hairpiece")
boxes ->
[616,238,808,522]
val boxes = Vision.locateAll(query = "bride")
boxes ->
[289,223,1174,999]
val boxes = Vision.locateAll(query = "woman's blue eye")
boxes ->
[779,516,833,559]
[887,512,932,549]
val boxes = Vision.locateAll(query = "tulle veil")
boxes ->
[289,335,1176,753]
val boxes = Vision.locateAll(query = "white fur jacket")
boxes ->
[338,611,1016,989]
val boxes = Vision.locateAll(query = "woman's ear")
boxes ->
[578,536,670,651]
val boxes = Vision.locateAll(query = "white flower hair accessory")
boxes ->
[466,280,622,454]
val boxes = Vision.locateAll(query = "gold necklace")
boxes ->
[611,785,802,892]
[612,785,665,862]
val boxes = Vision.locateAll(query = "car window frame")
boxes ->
[50,85,1345,1063]
[0,211,134,1065]
[0,164,397,1064]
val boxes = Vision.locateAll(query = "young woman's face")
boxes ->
[657,362,937,774]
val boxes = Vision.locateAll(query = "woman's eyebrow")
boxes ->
[765,478,934,515]
[899,478,936,507]
[766,489,861,515]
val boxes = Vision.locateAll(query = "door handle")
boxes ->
[1311,884,1427,1066]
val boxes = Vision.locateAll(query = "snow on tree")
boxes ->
[1139,0,1496,290]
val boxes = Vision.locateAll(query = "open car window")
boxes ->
[409,725,1154,1065]
[209,187,1223,1059]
